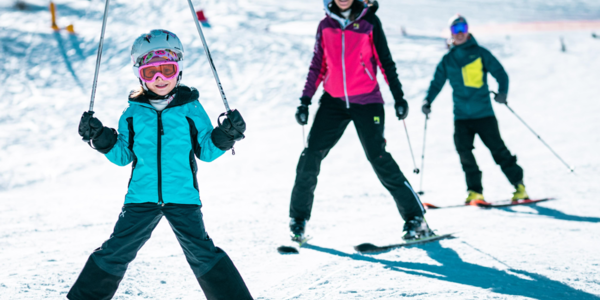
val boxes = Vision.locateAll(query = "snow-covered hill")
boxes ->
[1,0,600,299]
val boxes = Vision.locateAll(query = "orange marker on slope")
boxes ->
[50,2,59,31]
[50,2,75,33]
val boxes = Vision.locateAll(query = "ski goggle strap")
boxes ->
[138,49,180,66]
[137,61,180,83]
[450,23,468,34]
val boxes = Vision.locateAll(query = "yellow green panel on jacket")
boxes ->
[462,57,484,88]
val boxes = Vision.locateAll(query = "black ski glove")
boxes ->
[211,127,236,151]
[78,111,118,154]
[295,104,309,125]
[494,93,508,104]
[394,100,409,120]
[422,100,431,116]
[211,109,246,151]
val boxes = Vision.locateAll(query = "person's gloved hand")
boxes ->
[394,100,409,120]
[422,100,432,115]
[78,111,104,141]
[295,104,309,125]
[78,111,118,153]
[211,109,246,151]
[494,93,508,104]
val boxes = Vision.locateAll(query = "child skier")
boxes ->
[422,15,529,203]
[289,0,431,242]
[68,29,252,300]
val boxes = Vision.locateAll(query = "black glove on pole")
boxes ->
[78,112,117,153]
[422,100,431,116]
[295,105,309,125]
[494,92,508,104]
[394,100,409,120]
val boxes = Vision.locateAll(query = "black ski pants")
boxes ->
[290,93,425,222]
[454,116,524,193]
[67,203,252,300]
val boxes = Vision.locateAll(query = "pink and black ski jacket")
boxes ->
[301,1,404,107]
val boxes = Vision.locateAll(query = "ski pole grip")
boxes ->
[81,111,94,143]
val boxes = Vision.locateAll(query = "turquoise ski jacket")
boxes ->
[105,85,225,205]
[425,35,509,120]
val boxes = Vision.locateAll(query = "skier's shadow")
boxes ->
[303,242,599,299]
[498,205,600,223]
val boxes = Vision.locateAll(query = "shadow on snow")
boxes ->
[499,205,600,223]
[304,242,599,300]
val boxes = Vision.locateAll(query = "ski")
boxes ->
[354,233,455,254]
[423,198,555,210]
[277,236,312,254]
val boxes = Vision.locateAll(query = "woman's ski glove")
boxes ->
[211,109,246,151]
[78,111,117,154]
[494,93,508,104]
[394,100,409,120]
[422,100,432,115]
[295,105,309,125]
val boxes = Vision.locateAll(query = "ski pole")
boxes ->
[402,120,420,174]
[83,0,110,143]
[186,0,230,112]
[417,115,429,195]
[491,92,574,172]
[505,103,575,172]
[302,125,307,148]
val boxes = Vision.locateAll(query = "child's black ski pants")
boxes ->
[67,203,253,300]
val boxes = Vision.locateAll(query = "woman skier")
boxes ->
[289,0,432,242]
[68,29,252,300]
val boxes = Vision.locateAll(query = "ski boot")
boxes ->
[402,216,435,241]
[512,183,529,201]
[289,218,309,244]
[465,190,487,206]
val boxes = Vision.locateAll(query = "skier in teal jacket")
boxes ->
[423,15,529,203]
[68,30,252,300]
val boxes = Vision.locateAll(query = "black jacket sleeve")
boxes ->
[370,14,404,102]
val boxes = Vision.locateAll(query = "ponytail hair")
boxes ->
[129,86,145,99]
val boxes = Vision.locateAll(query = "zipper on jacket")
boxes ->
[157,111,164,206]
[341,30,350,109]
[360,53,374,80]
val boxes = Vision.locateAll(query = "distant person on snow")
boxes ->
[69,30,252,300]
[423,15,529,203]
[289,0,432,243]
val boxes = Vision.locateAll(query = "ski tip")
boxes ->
[423,202,440,209]
[354,243,379,253]
[277,245,299,255]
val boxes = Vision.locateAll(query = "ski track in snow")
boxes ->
[1,0,600,299]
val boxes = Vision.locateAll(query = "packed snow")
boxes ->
[1,0,600,299]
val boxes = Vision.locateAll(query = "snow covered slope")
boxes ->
[1,0,600,299]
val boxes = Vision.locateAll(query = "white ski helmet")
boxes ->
[448,14,468,27]
[131,29,184,89]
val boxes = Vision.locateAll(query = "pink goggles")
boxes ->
[137,61,180,83]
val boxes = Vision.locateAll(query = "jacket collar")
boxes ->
[129,85,199,109]
[323,0,370,28]
[450,34,478,51]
